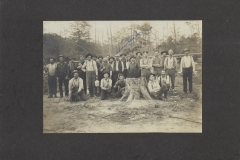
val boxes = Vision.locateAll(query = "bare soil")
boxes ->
[43,61,202,133]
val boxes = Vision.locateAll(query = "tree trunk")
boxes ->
[120,78,152,102]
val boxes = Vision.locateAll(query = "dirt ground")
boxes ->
[43,60,202,133]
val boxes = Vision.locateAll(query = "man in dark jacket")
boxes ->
[56,55,69,98]
[120,53,128,78]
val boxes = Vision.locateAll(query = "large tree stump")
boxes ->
[120,78,152,102]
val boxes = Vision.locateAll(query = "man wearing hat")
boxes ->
[45,57,58,98]
[56,55,70,98]
[100,58,113,78]
[140,51,152,79]
[148,73,168,100]
[126,55,140,78]
[120,53,128,78]
[100,71,112,100]
[179,48,196,93]
[112,54,124,86]
[82,53,98,97]
[164,49,178,91]
[152,50,164,79]
[68,70,87,102]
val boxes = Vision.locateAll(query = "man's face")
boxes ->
[149,75,155,81]
[73,73,78,79]
[109,58,113,63]
[161,74,165,77]
[80,56,84,61]
[104,73,109,78]
[185,51,190,56]
[99,57,103,61]
[121,55,125,59]
[143,52,148,58]
[119,76,124,80]
[162,53,166,57]
[169,51,173,56]
[59,57,64,62]
[137,53,141,57]
[50,59,54,63]
[93,57,97,61]
[87,56,91,61]
[115,56,119,60]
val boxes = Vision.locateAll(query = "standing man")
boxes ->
[164,49,178,91]
[120,53,128,78]
[179,48,196,93]
[56,55,69,98]
[127,55,140,78]
[140,51,152,79]
[82,53,98,97]
[100,58,112,79]
[68,70,87,102]
[112,54,124,86]
[152,50,163,80]
[45,57,58,98]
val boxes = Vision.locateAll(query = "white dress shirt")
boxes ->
[68,77,84,95]
[180,56,195,72]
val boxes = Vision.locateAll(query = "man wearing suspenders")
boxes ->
[164,49,177,91]
[179,48,196,93]
[82,53,98,97]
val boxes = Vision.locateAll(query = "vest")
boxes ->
[113,60,122,72]
[165,56,176,68]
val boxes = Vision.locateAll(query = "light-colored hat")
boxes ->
[168,49,174,54]
[115,54,120,57]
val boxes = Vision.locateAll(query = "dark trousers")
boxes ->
[113,71,121,86]
[70,88,87,102]
[166,68,176,89]
[123,69,127,78]
[183,67,193,92]
[150,84,168,99]
[86,71,96,96]
[48,75,57,96]
[101,89,112,100]
[58,76,69,97]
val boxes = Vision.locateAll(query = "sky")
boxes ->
[43,20,202,43]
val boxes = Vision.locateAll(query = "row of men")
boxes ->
[44,48,195,100]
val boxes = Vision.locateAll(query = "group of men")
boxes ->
[44,48,196,101]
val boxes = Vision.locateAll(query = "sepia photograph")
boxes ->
[43,21,202,133]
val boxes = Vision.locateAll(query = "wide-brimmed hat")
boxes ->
[161,51,169,55]
[130,55,136,59]
[72,70,79,74]
[98,56,103,59]
[58,55,64,59]
[115,54,120,57]
[183,48,190,52]
[85,53,93,58]
[136,52,142,56]
[108,56,115,61]
[103,71,109,76]
[49,57,55,61]
[148,73,156,79]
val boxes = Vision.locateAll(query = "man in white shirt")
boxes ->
[45,57,58,98]
[179,48,196,93]
[68,70,87,102]
[164,49,178,91]
[100,72,112,100]
[148,73,168,100]
[112,54,124,86]
[82,53,98,97]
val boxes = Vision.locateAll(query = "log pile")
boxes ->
[120,78,152,102]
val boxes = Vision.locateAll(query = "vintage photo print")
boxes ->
[43,21,202,133]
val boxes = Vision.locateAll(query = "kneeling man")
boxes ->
[148,73,168,100]
[100,72,112,100]
[69,70,87,102]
